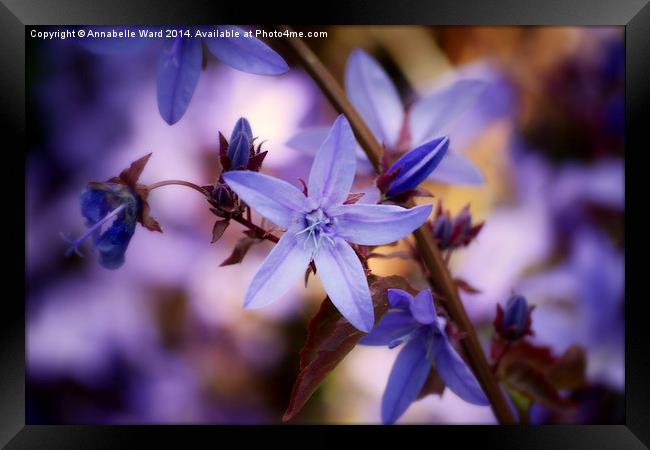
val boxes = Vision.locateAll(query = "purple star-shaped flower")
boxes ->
[78,26,288,125]
[288,48,487,185]
[223,115,432,332]
[360,288,489,424]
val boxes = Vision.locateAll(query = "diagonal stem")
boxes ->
[279,26,516,424]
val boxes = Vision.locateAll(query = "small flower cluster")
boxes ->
[431,202,484,251]
[207,117,268,218]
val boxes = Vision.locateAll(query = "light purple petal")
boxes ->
[157,37,203,125]
[222,171,307,228]
[76,26,155,54]
[427,151,484,186]
[387,288,413,309]
[409,79,487,146]
[314,238,374,332]
[202,26,289,75]
[381,333,431,424]
[431,331,489,406]
[308,115,358,207]
[285,127,330,156]
[332,203,432,246]
[286,127,372,171]
[345,49,404,147]
[359,310,419,346]
[410,290,437,325]
[244,230,311,308]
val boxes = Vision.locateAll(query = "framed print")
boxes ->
[3,0,649,447]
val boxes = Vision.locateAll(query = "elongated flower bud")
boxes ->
[383,136,449,198]
[227,117,253,169]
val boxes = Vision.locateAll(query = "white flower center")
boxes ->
[295,208,336,258]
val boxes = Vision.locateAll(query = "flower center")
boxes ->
[295,208,336,258]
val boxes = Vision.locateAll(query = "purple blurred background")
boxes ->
[26,26,624,424]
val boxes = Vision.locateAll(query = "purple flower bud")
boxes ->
[432,203,483,251]
[227,117,253,169]
[384,136,449,198]
[212,182,234,208]
[432,211,453,247]
[499,294,533,340]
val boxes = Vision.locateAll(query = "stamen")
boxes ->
[63,203,127,257]
[295,209,335,259]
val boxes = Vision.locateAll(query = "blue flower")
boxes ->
[64,182,139,269]
[223,115,432,332]
[288,48,488,186]
[360,288,489,424]
[78,26,289,125]
[228,117,254,169]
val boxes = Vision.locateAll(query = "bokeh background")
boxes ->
[26,26,624,424]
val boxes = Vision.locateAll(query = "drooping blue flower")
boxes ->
[384,136,449,197]
[222,115,432,332]
[228,117,254,169]
[360,288,489,424]
[78,26,289,125]
[287,48,488,186]
[64,183,139,269]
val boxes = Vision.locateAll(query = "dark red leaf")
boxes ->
[117,153,152,187]
[218,132,231,172]
[247,150,268,172]
[211,219,230,243]
[219,236,261,266]
[501,362,573,411]
[134,186,162,233]
[343,192,365,205]
[298,178,308,197]
[376,166,401,193]
[548,345,587,390]
[282,275,418,422]
[454,278,482,294]
[495,340,585,411]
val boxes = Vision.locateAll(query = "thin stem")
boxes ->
[147,179,210,196]
[280,26,516,424]
[147,179,281,244]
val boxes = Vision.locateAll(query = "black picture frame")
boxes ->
[5,0,648,447]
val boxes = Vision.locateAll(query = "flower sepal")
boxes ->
[105,152,162,233]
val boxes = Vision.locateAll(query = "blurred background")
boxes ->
[26,26,624,424]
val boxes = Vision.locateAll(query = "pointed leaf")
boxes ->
[220,236,261,266]
[117,153,152,187]
[211,219,230,243]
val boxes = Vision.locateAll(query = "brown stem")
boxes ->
[147,179,210,196]
[232,215,280,244]
[280,26,516,424]
[148,179,281,244]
